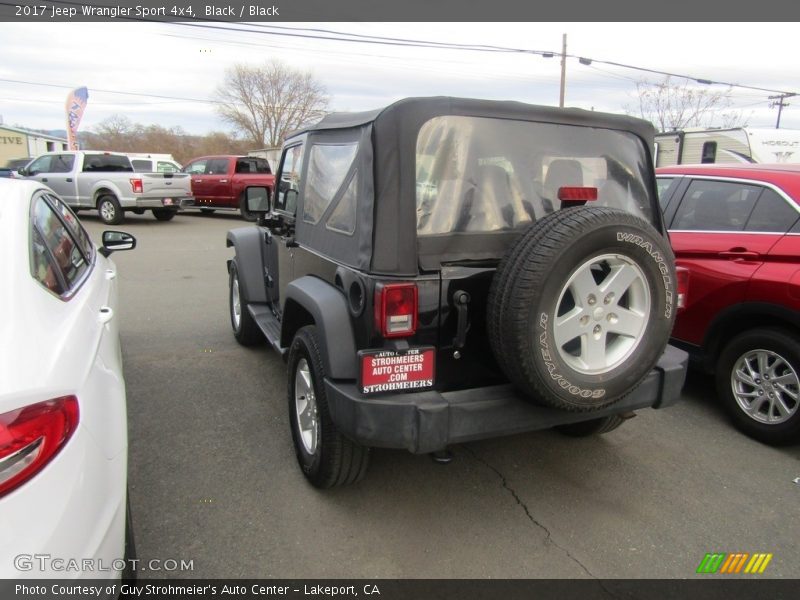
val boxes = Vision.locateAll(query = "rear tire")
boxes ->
[97,195,124,225]
[716,328,800,445]
[152,208,176,221]
[288,325,370,488]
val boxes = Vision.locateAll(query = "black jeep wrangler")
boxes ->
[226,97,687,488]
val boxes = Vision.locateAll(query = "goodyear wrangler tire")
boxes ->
[488,206,676,411]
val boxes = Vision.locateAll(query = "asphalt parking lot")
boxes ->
[81,210,800,580]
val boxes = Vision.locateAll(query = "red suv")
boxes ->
[657,164,800,444]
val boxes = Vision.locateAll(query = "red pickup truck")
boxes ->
[183,155,275,220]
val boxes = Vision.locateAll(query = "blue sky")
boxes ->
[2,22,799,135]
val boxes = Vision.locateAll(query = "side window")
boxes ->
[51,154,75,173]
[254,158,271,174]
[235,158,255,174]
[303,143,359,225]
[159,161,180,173]
[47,193,94,259]
[30,194,92,296]
[184,160,208,174]
[31,228,65,295]
[326,173,358,235]
[206,158,230,175]
[701,142,717,164]
[274,144,304,215]
[27,155,52,176]
[655,177,675,208]
[131,159,150,172]
[745,188,800,233]
[672,179,760,231]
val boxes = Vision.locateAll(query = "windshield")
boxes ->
[416,116,654,236]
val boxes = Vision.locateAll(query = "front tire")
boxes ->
[97,195,124,225]
[716,328,800,445]
[229,260,263,346]
[288,326,370,488]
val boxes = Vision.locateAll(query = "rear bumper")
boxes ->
[325,345,688,454]
[132,196,194,209]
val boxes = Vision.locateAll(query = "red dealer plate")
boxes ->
[358,347,435,395]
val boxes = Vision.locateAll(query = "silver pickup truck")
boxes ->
[18,151,194,224]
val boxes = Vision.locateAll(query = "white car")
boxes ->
[0,179,135,578]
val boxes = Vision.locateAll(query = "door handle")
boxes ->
[99,306,114,324]
[718,250,760,260]
[41,178,48,182]
[66,178,73,182]
[220,179,228,183]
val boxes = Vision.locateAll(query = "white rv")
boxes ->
[654,127,800,167]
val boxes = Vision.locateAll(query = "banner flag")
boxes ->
[65,87,89,150]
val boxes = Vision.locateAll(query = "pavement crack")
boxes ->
[463,446,626,597]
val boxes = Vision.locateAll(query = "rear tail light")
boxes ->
[130,178,143,194]
[375,282,418,338]
[676,266,690,311]
[0,396,79,499]
[558,186,598,202]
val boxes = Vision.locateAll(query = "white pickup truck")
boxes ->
[18,151,194,224]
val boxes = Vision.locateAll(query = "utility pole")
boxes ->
[768,93,796,129]
[559,34,567,108]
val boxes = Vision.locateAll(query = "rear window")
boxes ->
[82,154,132,172]
[416,116,654,236]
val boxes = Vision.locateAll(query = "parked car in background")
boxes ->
[0,178,136,577]
[127,154,182,174]
[18,151,193,224]
[658,163,800,444]
[0,157,32,178]
[183,155,274,220]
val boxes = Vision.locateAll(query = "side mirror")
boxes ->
[17,167,28,176]
[245,186,271,213]
[100,231,136,257]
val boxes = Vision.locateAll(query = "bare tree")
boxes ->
[86,115,250,163]
[627,76,747,131]
[215,60,330,148]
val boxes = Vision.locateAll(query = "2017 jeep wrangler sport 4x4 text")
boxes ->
[226,97,688,488]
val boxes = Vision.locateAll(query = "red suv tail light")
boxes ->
[0,396,79,499]
[676,266,690,311]
[130,178,143,194]
[375,282,418,338]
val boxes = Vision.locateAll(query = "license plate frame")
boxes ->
[358,347,435,395]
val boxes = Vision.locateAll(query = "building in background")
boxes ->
[0,124,69,165]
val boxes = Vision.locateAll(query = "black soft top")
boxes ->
[290,97,655,142]
[289,97,657,276]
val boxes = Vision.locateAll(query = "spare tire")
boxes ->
[487,206,676,411]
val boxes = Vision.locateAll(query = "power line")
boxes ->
[162,21,800,97]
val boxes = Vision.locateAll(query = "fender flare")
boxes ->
[282,276,357,380]
[226,227,267,304]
